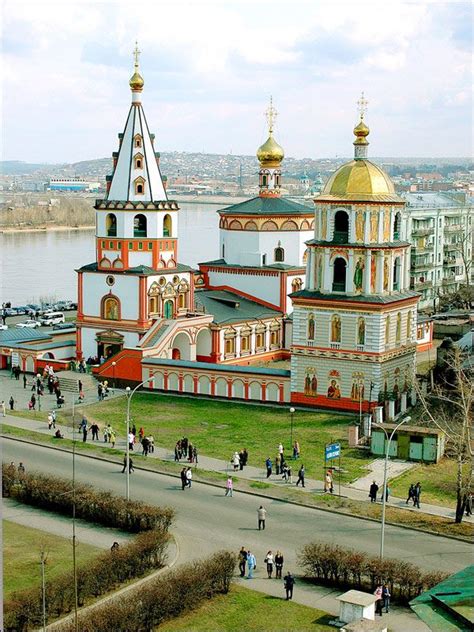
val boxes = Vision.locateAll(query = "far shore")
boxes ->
[0,224,95,235]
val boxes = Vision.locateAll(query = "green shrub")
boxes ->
[2,463,174,532]
[298,542,447,603]
[4,529,170,631]
[52,551,236,632]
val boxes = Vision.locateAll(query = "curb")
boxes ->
[3,434,471,544]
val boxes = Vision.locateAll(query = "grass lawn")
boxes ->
[388,457,463,508]
[3,520,100,598]
[74,393,368,484]
[157,584,333,632]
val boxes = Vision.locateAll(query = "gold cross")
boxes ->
[133,41,141,69]
[265,96,278,134]
[357,91,368,120]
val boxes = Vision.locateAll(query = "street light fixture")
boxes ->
[112,361,116,391]
[289,407,295,454]
[373,415,411,559]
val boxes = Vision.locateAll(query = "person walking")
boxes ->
[465,492,473,517]
[275,550,284,579]
[242,448,249,467]
[23,373,27,389]
[109,429,116,448]
[121,456,134,473]
[296,464,305,487]
[30,394,36,410]
[128,431,135,451]
[382,583,391,613]
[284,572,295,600]
[406,483,415,504]
[180,467,187,491]
[264,550,274,578]
[369,480,379,503]
[192,445,198,464]
[324,471,333,493]
[413,482,422,508]
[90,422,99,441]
[1,400,6,417]
[275,453,281,476]
[232,451,240,472]
[239,449,245,470]
[257,505,267,530]
[82,425,88,443]
[142,436,150,456]
[9,396,14,411]
[18,462,26,476]
[225,476,233,497]
[238,547,247,577]
[381,485,390,502]
[185,467,192,488]
[265,457,273,478]
[293,440,300,459]
[374,584,383,616]
[247,550,256,579]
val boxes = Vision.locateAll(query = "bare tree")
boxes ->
[451,208,473,289]
[415,345,473,523]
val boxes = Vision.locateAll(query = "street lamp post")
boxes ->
[112,361,116,391]
[374,415,411,559]
[289,407,295,454]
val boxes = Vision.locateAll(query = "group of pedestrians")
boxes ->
[238,546,294,599]
[369,480,390,503]
[230,448,249,471]
[374,583,391,615]
[406,482,422,508]
[174,437,198,464]
[180,466,193,489]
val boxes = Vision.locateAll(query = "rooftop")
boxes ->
[143,357,290,377]
[194,289,282,324]
[78,262,194,274]
[199,258,304,272]
[290,289,420,305]
[218,195,312,216]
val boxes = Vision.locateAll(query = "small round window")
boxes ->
[106,275,115,286]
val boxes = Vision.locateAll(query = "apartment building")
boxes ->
[404,192,473,311]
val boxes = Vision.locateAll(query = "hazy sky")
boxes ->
[2,0,472,163]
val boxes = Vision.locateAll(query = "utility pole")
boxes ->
[72,397,78,631]
[40,548,47,632]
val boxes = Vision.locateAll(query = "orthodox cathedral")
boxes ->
[75,49,419,412]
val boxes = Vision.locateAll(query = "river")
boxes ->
[0,201,224,305]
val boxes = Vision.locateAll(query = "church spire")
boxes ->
[129,41,144,99]
[353,91,370,160]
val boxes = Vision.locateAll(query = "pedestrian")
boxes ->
[257,505,267,530]
[225,476,233,497]
[296,464,305,487]
[188,442,194,462]
[180,467,187,490]
[247,550,256,579]
[232,451,240,472]
[265,457,272,478]
[380,485,390,502]
[9,396,14,411]
[128,431,135,451]
[51,409,57,426]
[131,424,137,438]
[30,394,36,410]
[275,453,281,475]
[174,442,181,461]
[369,480,379,503]
[278,442,284,457]
[242,448,249,467]
[275,550,284,579]
[185,467,192,488]
[18,462,25,476]
[239,449,245,470]
[82,425,88,443]
[192,445,198,464]
[413,482,422,508]
[286,464,293,483]
[109,429,116,448]
[324,471,333,493]
[139,427,145,442]
[374,584,383,616]
[293,440,300,459]
[264,550,274,578]
[382,583,391,613]
[142,436,150,456]
[97,383,103,401]
[238,546,247,577]
[284,572,295,600]
[465,492,473,517]
[406,483,415,505]
[23,373,27,389]
[91,423,99,441]
[121,456,134,473]
[78,379,83,393]
[1,400,6,417]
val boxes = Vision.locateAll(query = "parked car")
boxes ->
[40,312,65,326]
[5,308,18,316]
[53,322,74,330]
[26,304,41,316]
[14,306,28,315]
[16,320,41,329]
[0,324,8,331]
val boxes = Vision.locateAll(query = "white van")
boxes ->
[40,311,65,326]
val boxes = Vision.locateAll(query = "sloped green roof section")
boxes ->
[219,196,312,216]
[195,289,281,324]
[410,565,474,632]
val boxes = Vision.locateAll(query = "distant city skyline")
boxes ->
[2,0,472,163]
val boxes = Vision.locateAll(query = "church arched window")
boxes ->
[134,134,142,148]
[396,312,402,345]
[106,213,117,237]
[102,295,120,321]
[393,212,401,240]
[407,310,412,340]
[393,256,401,291]
[134,153,143,170]
[163,214,172,237]
[274,246,285,262]
[332,257,347,292]
[385,315,391,345]
[334,210,349,243]
[134,214,147,237]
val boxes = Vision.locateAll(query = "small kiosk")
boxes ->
[371,423,445,463]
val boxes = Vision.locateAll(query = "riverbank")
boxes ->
[0,224,95,234]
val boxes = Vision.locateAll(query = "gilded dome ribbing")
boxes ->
[257,133,284,167]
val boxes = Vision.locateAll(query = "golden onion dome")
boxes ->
[353,119,370,145]
[257,133,284,167]
[318,159,402,203]
[129,70,144,92]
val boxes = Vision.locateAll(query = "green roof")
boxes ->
[410,565,474,632]
[194,289,281,324]
[0,328,49,345]
[143,357,290,377]
[219,196,312,216]
[199,258,303,272]
[290,289,420,305]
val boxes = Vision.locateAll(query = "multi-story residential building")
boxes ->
[404,192,473,310]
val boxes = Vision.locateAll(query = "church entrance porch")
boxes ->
[96,330,124,362]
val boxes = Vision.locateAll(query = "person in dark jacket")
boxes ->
[296,465,305,487]
[369,480,379,503]
[238,546,247,577]
[275,551,284,579]
[406,483,415,504]
[265,457,272,478]
[413,482,421,508]
[284,572,295,600]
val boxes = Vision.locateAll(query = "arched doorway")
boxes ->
[164,300,174,319]
[332,257,347,292]
[196,328,212,360]
[334,211,349,243]
[171,332,191,361]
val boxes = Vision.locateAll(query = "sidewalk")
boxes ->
[3,411,471,525]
